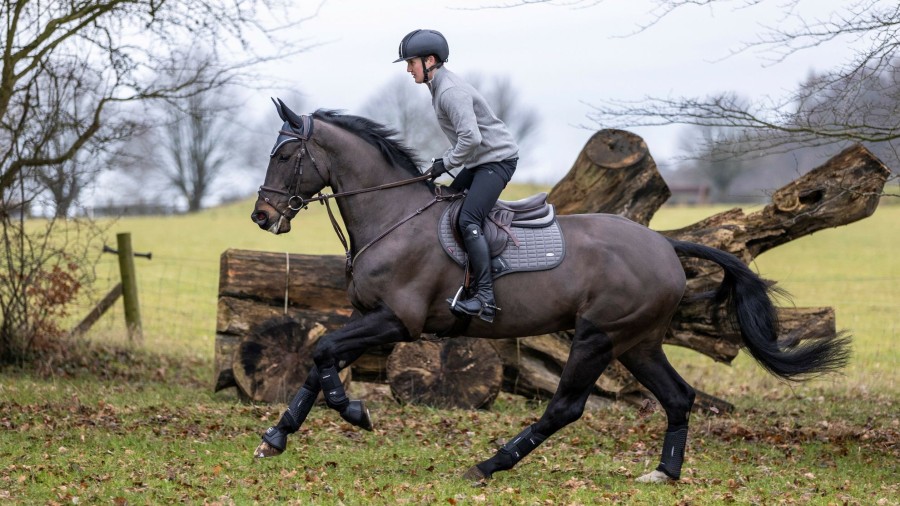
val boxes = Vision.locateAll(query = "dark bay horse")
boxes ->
[250,100,849,484]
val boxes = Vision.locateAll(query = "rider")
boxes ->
[394,28,519,323]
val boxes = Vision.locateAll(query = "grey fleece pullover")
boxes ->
[427,67,519,171]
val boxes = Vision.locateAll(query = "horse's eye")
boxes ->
[278,154,291,163]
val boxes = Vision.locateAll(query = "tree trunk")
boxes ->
[547,129,670,225]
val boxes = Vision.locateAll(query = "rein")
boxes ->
[349,186,461,275]
[259,123,462,276]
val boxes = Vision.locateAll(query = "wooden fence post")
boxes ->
[116,232,142,342]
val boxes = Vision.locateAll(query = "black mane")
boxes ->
[312,109,423,179]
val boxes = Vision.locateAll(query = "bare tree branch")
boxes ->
[476,0,900,173]
[1,0,310,198]
[0,0,314,361]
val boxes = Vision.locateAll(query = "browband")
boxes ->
[270,115,314,156]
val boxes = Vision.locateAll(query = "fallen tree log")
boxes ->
[214,134,891,412]
[664,144,891,362]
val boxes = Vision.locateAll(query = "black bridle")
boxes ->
[257,114,321,218]
[257,116,461,275]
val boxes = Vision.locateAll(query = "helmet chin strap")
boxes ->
[421,56,442,83]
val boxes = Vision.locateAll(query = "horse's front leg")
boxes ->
[314,305,412,429]
[254,366,322,458]
[254,305,412,458]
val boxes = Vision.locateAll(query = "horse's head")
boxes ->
[251,98,328,234]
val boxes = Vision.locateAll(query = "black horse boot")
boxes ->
[449,224,499,323]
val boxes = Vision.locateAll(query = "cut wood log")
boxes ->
[218,249,351,314]
[387,337,503,410]
[215,250,353,401]
[230,315,350,404]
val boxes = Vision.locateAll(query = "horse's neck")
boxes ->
[319,129,433,251]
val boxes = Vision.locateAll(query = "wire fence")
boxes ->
[77,251,223,359]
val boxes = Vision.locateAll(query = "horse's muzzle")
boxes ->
[251,207,291,234]
[252,210,269,227]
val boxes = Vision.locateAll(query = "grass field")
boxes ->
[1,186,897,504]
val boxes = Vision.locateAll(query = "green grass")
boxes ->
[3,188,898,504]
[1,371,896,504]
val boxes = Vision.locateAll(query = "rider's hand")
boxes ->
[426,158,447,179]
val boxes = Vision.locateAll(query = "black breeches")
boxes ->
[450,159,516,233]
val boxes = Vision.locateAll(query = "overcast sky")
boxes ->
[235,0,863,185]
[87,1,865,208]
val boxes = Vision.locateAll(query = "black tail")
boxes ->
[666,238,850,381]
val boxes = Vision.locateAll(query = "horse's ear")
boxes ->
[272,97,288,122]
[276,98,305,129]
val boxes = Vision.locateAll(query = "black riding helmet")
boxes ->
[393,29,449,82]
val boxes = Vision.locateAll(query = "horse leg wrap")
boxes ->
[320,365,349,411]
[319,365,373,431]
[262,386,317,451]
[656,426,689,480]
[477,425,546,478]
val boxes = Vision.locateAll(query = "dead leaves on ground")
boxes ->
[0,383,897,504]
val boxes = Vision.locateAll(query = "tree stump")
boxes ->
[386,337,503,410]
[548,129,670,225]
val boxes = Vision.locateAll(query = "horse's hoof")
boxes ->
[462,465,488,482]
[254,441,283,459]
[636,470,674,484]
[341,400,373,431]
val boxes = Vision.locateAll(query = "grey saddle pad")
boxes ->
[438,206,566,279]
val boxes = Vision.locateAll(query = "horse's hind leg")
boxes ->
[617,343,696,483]
[464,317,613,481]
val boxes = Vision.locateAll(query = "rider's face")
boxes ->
[406,56,436,84]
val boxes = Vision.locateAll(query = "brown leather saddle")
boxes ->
[439,192,565,278]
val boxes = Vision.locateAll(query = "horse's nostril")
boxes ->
[252,211,268,224]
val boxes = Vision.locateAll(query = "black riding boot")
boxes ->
[449,224,499,323]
